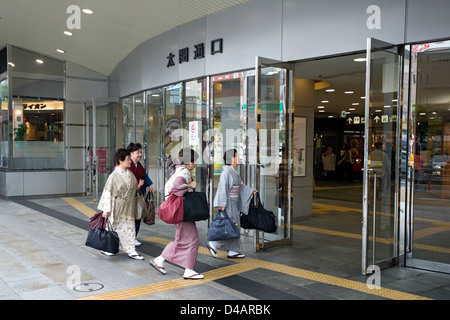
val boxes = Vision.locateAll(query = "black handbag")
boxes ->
[85,218,120,254]
[207,210,239,241]
[183,190,209,222]
[241,194,277,233]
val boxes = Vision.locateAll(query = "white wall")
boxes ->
[110,0,450,98]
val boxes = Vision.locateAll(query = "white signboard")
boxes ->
[189,121,201,146]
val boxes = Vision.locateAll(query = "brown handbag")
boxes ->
[143,191,156,225]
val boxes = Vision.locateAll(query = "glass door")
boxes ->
[362,38,401,275]
[161,83,183,201]
[158,81,210,208]
[85,98,119,201]
[253,57,294,251]
[210,72,247,218]
[146,88,164,207]
[405,40,450,274]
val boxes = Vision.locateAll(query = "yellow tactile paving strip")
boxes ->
[63,197,435,300]
[62,197,97,218]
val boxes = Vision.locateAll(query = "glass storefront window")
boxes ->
[135,93,145,145]
[185,79,208,193]
[122,96,134,146]
[412,41,450,267]
[0,78,8,168]
[12,98,64,169]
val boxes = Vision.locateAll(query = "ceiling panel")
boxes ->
[0,0,251,75]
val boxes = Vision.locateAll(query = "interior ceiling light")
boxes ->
[321,100,329,103]
[317,106,325,109]
[35,59,44,64]
[82,9,93,14]
[8,62,15,67]
[56,49,65,54]
[345,91,354,94]
[354,58,367,62]
[325,89,335,92]
[64,31,73,36]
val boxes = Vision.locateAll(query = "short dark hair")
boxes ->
[223,149,237,165]
[115,148,130,164]
[127,142,142,153]
[178,147,199,164]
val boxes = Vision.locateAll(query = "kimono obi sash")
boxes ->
[230,185,240,198]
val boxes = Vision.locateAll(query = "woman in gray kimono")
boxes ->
[207,149,256,259]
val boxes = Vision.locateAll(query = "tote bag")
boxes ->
[85,219,119,254]
[157,193,184,224]
[240,194,277,233]
[183,190,209,222]
[207,210,239,241]
[136,191,147,220]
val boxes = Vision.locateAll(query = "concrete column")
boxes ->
[293,79,315,219]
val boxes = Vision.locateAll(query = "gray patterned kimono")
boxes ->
[212,165,254,252]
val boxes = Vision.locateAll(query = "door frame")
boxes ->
[403,40,450,274]
[85,97,119,201]
[253,56,294,251]
[362,38,403,275]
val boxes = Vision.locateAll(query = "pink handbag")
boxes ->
[89,211,104,230]
[157,193,184,224]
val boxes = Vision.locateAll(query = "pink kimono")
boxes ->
[161,171,199,270]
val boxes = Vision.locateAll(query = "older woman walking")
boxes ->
[98,148,144,259]
[150,148,204,279]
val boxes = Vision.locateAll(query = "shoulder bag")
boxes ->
[183,190,209,222]
[157,193,184,224]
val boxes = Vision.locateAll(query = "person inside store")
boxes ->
[150,148,204,280]
[127,142,154,247]
[322,146,336,178]
[369,141,391,193]
[207,149,257,259]
[337,143,353,182]
[98,148,145,260]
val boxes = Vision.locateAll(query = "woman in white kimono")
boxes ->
[207,149,256,259]
[98,148,144,259]
[150,148,204,280]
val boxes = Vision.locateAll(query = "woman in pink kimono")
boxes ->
[150,148,204,280]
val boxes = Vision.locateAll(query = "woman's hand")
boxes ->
[102,211,110,218]
[253,189,258,195]
[187,181,197,189]
[219,206,225,211]
[137,179,144,189]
